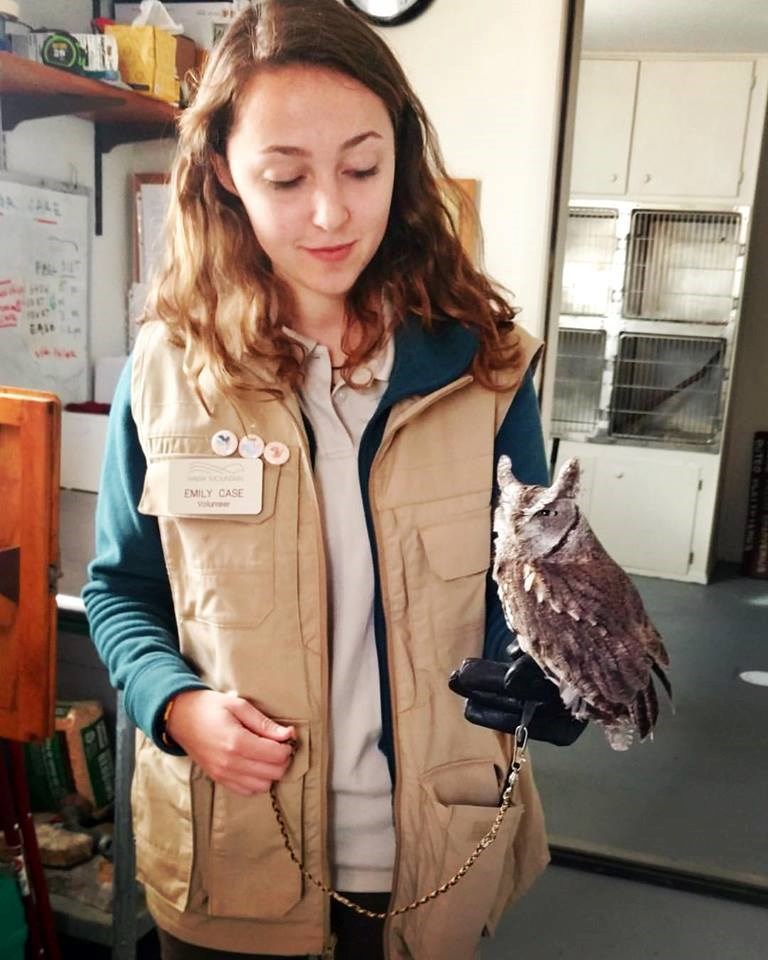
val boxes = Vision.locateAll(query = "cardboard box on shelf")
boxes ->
[105,24,180,103]
[60,411,109,493]
[175,34,199,104]
[55,701,115,812]
[23,733,74,812]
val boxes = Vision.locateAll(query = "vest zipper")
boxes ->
[368,373,473,957]
[368,474,401,960]
[282,397,334,952]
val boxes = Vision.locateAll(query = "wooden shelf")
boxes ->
[0,52,178,151]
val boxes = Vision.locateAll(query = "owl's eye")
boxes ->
[534,508,555,517]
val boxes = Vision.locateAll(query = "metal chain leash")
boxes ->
[269,726,530,920]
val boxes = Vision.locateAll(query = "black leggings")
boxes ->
[158,892,389,960]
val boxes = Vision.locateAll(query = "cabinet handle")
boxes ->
[643,173,652,184]
[609,173,618,182]
[615,471,624,479]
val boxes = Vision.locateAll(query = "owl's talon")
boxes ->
[503,653,536,686]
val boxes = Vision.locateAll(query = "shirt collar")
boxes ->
[282,325,394,384]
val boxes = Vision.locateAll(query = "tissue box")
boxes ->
[105,24,179,103]
[115,3,242,50]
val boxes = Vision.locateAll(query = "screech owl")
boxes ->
[493,455,672,750]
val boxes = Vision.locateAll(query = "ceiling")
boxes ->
[582,0,768,54]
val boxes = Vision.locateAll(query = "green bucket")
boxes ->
[0,870,28,960]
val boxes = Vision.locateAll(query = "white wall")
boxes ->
[3,0,569,389]
[377,0,570,339]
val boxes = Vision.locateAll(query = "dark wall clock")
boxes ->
[345,0,435,27]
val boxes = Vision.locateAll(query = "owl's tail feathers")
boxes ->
[633,678,659,740]
[652,661,674,710]
[604,722,634,751]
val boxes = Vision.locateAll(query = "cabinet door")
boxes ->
[628,60,754,198]
[588,457,700,577]
[570,59,638,195]
[0,387,60,741]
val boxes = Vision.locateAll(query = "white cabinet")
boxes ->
[570,60,638,196]
[572,57,757,200]
[628,60,754,198]
[589,457,700,578]
[555,441,720,583]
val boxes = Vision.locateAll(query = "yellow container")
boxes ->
[105,24,179,104]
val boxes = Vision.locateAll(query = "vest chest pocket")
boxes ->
[411,507,491,671]
[139,453,290,628]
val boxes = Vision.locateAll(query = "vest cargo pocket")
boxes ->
[132,733,195,912]
[403,758,523,959]
[206,723,310,918]
[415,507,491,670]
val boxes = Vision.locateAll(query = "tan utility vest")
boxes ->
[130,320,549,959]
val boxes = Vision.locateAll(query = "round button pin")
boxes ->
[238,433,265,459]
[348,365,374,388]
[211,429,238,457]
[264,441,290,466]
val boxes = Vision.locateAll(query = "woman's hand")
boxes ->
[165,690,297,796]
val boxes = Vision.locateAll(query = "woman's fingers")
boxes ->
[218,776,272,797]
[164,689,298,791]
[227,695,296,744]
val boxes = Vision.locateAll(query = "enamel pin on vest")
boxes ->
[210,429,238,457]
[264,440,290,465]
[238,433,265,459]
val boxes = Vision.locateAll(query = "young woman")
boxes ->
[84,1,580,957]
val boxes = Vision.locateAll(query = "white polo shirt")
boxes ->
[288,328,396,892]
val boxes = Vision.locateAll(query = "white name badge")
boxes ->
[167,458,263,516]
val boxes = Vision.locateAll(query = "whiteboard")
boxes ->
[0,175,90,405]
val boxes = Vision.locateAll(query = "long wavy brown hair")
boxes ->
[148,0,522,392]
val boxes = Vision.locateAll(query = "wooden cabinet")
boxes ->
[570,60,638,196]
[572,57,757,201]
[628,60,754,198]
[0,387,60,741]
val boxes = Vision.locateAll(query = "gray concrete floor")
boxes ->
[483,864,768,960]
[531,569,768,882]
[59,866,768,960]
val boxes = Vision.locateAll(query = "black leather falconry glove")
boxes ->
[448,649,588,747]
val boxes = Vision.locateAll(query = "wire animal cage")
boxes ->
[609,333,727,444]
[551,328,606,437]
[623,210,741,323]
[561,208,618,316]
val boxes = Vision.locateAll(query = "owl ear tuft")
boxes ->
[552,457,581,498]
[497,455,518,491]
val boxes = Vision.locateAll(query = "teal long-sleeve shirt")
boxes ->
[82,322,548,762]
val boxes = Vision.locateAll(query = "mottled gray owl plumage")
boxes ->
[493,456,672,750]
